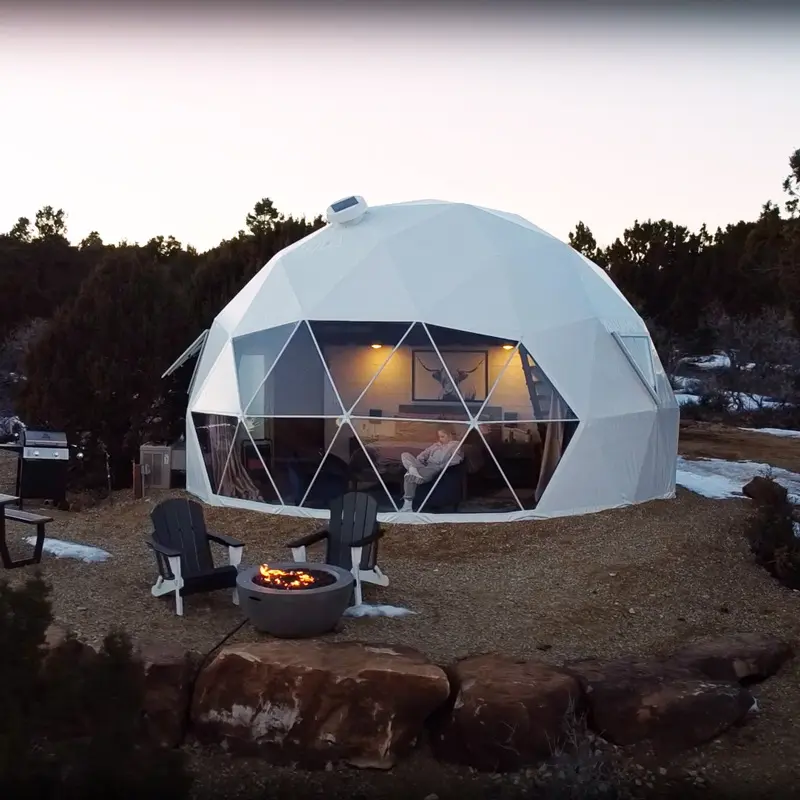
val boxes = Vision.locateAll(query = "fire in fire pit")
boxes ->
[255,565,336,591]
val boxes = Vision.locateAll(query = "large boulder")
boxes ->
[568,658,755,754]
[190,641,450,769]
[136,641,199,748]
[432,654,582,771]
[666,634,794,685]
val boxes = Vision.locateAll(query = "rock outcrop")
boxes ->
[432,654,582,771]
[568,657,755,754]
[191,640,450,768]
[36,624,795,770]
[666,634,794,685]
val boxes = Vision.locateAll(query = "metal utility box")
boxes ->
[18,429,69,505]
[139,445,173,490]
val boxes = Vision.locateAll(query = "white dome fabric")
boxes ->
[183,199,678,523]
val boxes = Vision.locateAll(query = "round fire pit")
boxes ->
[236,562,355,638]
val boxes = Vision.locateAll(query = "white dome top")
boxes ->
[216,199,642,342]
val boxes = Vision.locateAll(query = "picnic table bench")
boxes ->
[0,493,53,569]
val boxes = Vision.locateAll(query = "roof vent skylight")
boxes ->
[326,195,368,226]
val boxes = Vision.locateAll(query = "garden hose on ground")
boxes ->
[182,616,252,732]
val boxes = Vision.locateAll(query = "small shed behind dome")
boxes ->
[166,198,678,523]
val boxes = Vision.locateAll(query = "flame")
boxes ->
[257,564,317,590]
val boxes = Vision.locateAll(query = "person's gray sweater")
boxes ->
[418,440,463,468]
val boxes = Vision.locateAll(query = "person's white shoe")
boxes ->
[400,500,413,512]
[406,464,422,480]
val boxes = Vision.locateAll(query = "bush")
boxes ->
[0,574,192,799]
[677,389,730,423]
[534,701,639,799]
[18,248,194,492]
[0,573,54,796]
[744,474,800,590]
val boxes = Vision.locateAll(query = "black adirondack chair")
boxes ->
[147,498,245,617]
[285,491,387,606]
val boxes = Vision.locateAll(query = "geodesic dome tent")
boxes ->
[167,197,679,523]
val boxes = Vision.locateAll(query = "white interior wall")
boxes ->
[324,342,533,424]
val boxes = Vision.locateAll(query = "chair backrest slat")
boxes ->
[326,492,379,571]
[151,498,214,578]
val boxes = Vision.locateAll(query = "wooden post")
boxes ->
[132,462,143,500]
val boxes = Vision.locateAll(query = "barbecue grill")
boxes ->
[17,429,69,507]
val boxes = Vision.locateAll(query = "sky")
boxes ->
[1,1,799,252]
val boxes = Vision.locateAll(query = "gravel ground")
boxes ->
[1,424,800,797]
[2,482,787,665]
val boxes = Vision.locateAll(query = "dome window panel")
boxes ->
[350,322,472,422]
[242,321,345,418]
[233,322,299,414]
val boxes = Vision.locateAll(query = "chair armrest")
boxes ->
[207,530,244,548]
[351,526,385,549]
[285,529,328,549]
[146,537,182,558]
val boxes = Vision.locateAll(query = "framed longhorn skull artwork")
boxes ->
[412,350,489,404]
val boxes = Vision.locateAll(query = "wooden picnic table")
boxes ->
[0,493,20,568]
[0,493,52,569]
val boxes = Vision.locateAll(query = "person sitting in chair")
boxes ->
[399,425,463,512]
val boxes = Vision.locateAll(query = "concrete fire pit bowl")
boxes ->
[236,562,355,638]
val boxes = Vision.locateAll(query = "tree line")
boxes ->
[0,149,798,489]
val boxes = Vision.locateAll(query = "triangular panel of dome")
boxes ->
[348,417,469,512]
[190,412,241,494]
[244,321,345,417]
[387,420,469,512]
[614,334,657,390]
[424,324,520,417]
[477,344,578,423]
[233,321,299,414]
[191,341,241,414]
[300,420,396,512]
[216,421,282,504]
[477,419,579,510]
[414,424,523,513]
[351,323,471,422]
[307,321,415,412]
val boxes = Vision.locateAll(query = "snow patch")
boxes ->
[675,456,800,502]
[672,375,704,393]
[343,604,415,618]
[676,392,790,411]
[739,427,800,440]
[678,353,732,371]
[25,537,110,563]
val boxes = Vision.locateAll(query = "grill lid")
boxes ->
[23,430,68,448]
